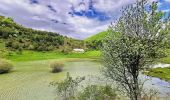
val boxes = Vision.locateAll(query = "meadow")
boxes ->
[3,50,101,62]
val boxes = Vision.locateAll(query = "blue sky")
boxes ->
[0,0,169,39]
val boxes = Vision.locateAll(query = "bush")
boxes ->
[0,59,13,74]
[50,61,64,73]
[50,72,85,100]
[78,85,117,100]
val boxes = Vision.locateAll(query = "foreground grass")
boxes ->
[145,67,170,82]
[4,50,101,62]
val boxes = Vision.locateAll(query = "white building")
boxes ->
[73,49,85,53]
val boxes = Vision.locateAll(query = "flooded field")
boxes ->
[0,59,169,100]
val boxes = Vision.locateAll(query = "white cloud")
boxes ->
[93,0,135,12]
[165,0,170,2]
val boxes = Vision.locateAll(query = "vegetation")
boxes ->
[85,31,108,50]
[158,49,170,64]
[85,31,107,42]
[50,72,85,100]
[77,85,117,100]
[102,1,169,100]
[0,40,5,49]
[145,67,170,82]
[51,72,118,100]
[141,89,160,100]
[0,16,84,52]
[0,59,13,74]
[3,50,100,62]
[50,61,64,73]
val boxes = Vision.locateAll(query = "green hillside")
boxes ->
[85,31,108,50]
[85,31,108,42]
[0,15,84,52]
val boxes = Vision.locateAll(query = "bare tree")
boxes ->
[102,0,169,100]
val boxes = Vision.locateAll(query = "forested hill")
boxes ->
[0,15,84,52]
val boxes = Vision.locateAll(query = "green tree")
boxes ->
[102,0,169,100]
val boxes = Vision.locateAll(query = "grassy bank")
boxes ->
[4,50,101,62]
[158,49,170,64]
[145,67,170,82]
[3,49,170,63]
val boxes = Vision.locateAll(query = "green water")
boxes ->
[0,59,101,100]
[0,59,170,100]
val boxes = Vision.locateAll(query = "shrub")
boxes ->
[0,59,13,74]
[50,61,64,73]
[61,47,72,54]
[77,85,117,100]
[50,72,85,99]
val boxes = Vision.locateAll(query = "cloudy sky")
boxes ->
[0,0,170,39]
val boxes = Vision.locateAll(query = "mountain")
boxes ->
[0,15,83,52]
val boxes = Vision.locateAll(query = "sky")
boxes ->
[0,0,170,39]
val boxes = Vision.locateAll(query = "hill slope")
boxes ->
[85,31,107,42]
[85,31,108,50]
[0,15,83,51]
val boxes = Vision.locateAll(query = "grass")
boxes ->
[158,49,170,64]
[159,57,170,64]
[4,50,101,62]
[0,40,5,49]
[4,48,169,63]
[0,41,7,58]
[144,49,170,82]
[85,31,107,42]
[145,67,170,82]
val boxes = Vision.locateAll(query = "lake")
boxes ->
[0,59,169,100]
